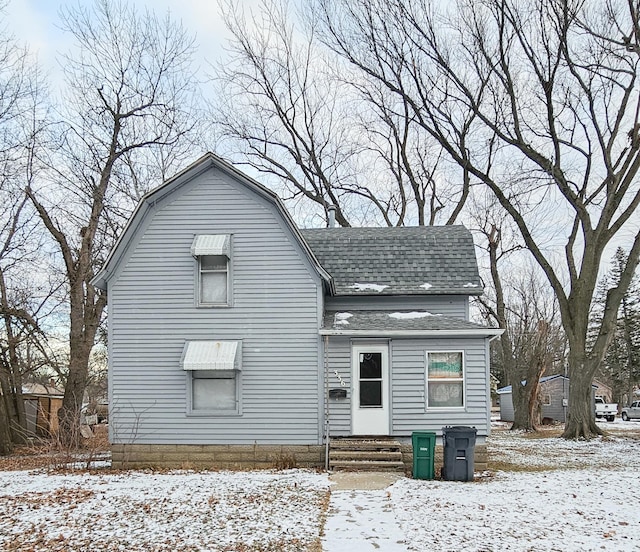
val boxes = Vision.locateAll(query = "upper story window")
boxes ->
[426,351,464,409]
[191,234,230,307]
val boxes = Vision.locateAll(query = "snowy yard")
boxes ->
[1,421,639,551]
[394,421,640,551]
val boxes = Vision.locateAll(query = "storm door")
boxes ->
[351,344,390,435]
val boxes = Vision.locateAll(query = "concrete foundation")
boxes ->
[111,443,325,470]
[111,441,488,474]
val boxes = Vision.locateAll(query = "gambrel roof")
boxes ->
[92,153,333,291]
[300,226,483,296]
[93,153,483,301]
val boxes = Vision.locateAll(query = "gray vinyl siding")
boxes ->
[391,338,490,437]
[325,336,490,438]
[108,168,323,445]
[326,337,352,435]
[325,295,468,319]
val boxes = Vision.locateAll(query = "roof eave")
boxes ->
[333,290,484,297]
[319,328,504,337]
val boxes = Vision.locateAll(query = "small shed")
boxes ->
[23,383,64,436]
[497,375,568,423]
[497,375,599,423]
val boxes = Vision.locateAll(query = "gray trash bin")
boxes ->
[442,426,477,481]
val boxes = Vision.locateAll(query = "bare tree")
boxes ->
[474,200,566,430]
[26,0,200,441]
[314,0,640,438]
[214,0,469,226]
[0,0,53,452]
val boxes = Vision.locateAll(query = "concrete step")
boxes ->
[330,439,402,451]
[331,460,406,472]
[329,438,405,472]
[330,450,403,462]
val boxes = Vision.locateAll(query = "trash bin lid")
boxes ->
[442,425,477,433]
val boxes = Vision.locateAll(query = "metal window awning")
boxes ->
[181,341,239,371]
[191,234,230,257]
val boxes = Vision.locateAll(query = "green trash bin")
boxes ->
[412,431,436,480]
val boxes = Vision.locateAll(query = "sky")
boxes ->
[2,0,251,81]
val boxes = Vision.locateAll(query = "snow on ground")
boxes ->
[389,422,640,552]
[323,422,640,552]
[1,421,639,551]
[0,469,329,551]
[392,468,637,551]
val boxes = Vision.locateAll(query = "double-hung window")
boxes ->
[182,340,241,415]
[191,234,230,306]
[426,351,464,408]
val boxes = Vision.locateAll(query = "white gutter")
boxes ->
[319,328,504,337]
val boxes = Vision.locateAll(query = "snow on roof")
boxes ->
[300,226,483,296]
[321,310,501,336]
[334,312,353,325]
[350,283,389,292]
[388,311,440,320]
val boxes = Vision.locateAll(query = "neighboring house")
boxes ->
[592,379,613,403]
[93,153,501,471]
[497,375,597,423]
[22,382,64,436]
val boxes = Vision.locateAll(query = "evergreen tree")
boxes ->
[590,249,640,405]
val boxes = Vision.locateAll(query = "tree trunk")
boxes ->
[511,382,537,431]
[0,362,28,445]
[511,373,542,431]
[562,351,602,438]
[0,394,14,455]
[58,281,104,445]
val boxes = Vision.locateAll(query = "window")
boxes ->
[192,370,237,411]
[359,352,383,407]
[191,235,230,306]
[182,340,241,415]
[542,394,551,406]
[199,255,228,305]
[426,351,464,408]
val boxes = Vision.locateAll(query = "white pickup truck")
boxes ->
[621,400,640,421]
[595,396,617,422]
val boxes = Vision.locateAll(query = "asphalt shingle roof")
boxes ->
[300,226,482,296]
[322,311,493,333]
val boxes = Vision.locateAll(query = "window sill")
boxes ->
[186,410,241,417]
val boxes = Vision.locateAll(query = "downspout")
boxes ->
[324,334,330,472]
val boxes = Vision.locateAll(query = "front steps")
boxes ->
[329,438,405,472]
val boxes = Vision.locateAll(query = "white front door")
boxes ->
[351,344,390,435]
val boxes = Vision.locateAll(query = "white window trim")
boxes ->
[425,350,466,410]
[183,339,242,417]
[187,369,242,417]
[192,234,232,308]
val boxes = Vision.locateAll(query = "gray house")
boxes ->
[93,153,501,471]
